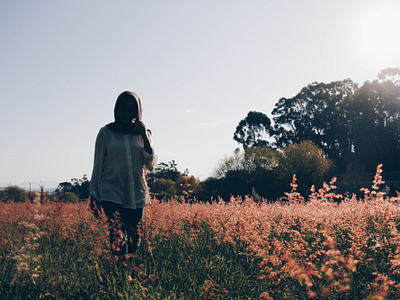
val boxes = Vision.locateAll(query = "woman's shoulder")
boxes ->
[95,125,114,140]
[99,125,113,134]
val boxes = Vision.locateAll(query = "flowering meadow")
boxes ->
[2,166,400,299]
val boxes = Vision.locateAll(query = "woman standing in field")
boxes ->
[89,91,156,259]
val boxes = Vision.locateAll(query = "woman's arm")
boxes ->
[89,129,106,200]
[135,121,153,154]
[135,121,156,170]
[142,131,153,155]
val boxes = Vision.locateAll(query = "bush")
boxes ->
[0,185,28,202]
[279,140,334,195]
[151,178,177,199]
[59,192,79,203]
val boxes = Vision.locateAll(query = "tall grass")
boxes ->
[2,165,400,299]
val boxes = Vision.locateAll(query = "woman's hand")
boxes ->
[134,120,147,136]
[89,195,100,217]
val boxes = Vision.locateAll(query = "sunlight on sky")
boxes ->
[351,0,400,69]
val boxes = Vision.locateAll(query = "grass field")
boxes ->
[2,166,400,299]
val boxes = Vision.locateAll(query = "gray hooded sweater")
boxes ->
[89,92,155,209]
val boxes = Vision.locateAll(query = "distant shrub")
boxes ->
[59,192,79,203]
[0,185,28,203]
[151,178,177,198]
[27,191,37,201]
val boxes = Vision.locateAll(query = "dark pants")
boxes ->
[99,201,144,258]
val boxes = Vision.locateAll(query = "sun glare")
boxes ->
[352,1,400,67]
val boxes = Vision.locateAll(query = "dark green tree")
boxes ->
[208,145,282,201]
[228,68,400,196]
[197,177,226,202]
[271,79,358,165]
[233,111,271,149]
[71,175,90,199]
[278,141,334,196]
[56,175,89,200]
[269,74,400,174]
[56,182,73,193]
[378,67,400,84]
[147,160,188,185]
[342,73,400,173]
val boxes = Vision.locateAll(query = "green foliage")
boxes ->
[279,140,334,195]
[344,78,400,173]
[269,72,400,175]
[150,178,177,198]
[214,146,280,179]
[56,175,89,200]
[175,176,201,197]
[148,161,199,200]
[243,145,280,172]
[213,148,243,179]
[151,176,201,200]
[227,68,400,197]
[197,177,226,202]
[340,162,372,196]
[59,192,79,203]
[208,146,283,201]
[378,67,400,83]
[233,111,271,149]
[27,192,36,201]
[271,79,358,153]
[208,142,333,201]
[0,185,28,203]
[148,160,188,185]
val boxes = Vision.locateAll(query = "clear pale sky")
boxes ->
[1,1,400,190]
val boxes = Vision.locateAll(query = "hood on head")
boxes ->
[114,91,142,123]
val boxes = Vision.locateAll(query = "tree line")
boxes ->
[234,68,400,175]
[3,68,399,203]
[149,68,400,201]
[0,176,90,203]
[225,68,400,199]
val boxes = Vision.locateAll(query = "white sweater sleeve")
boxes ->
[89,129,106,200]
[142,131,157,171]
